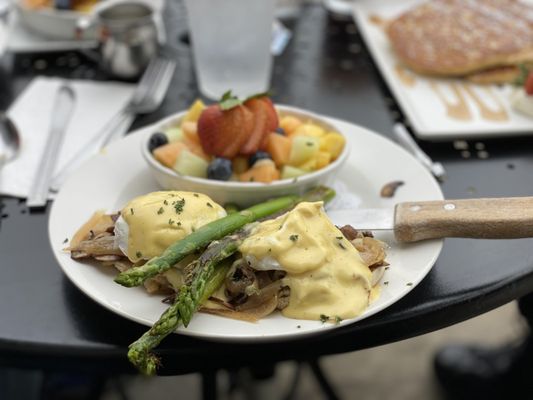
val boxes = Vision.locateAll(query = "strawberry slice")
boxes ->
[197,104,254,159]
[240,97,279,155]
[525,71,533,96]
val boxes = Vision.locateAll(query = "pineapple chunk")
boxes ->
[316,151,331,169]
[182,99,206,123]
[297,157,317,172]
[173,149,208,178]
[289,136,319,166]
[292,123,326,138]
[280,115,303,135]
[320,132,345,160]
[281,165,307,180]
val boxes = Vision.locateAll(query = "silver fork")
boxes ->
[50,57,176,192]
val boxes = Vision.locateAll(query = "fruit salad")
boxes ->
[148,92,346,184]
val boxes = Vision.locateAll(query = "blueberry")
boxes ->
[275,127,286,136]
[207,158,232,181]
[148,132,168,152]
[249,151,272,166]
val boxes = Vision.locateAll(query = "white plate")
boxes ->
[48,114,444,342]
[353,0,533,140]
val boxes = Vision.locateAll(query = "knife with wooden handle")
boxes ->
[327,197,533,243]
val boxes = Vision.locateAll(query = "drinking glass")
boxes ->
[184,0,275,100]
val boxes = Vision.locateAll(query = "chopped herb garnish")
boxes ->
[338,242,346,250]
[319,314,329,323]
[163,200,168,205]
[206,202,213,208]
[297,325,301,329]
[130,208,134,215]
[383,281,389,285]
[177,221,182,226]
[385,267,390,270]
[168,219,174,225]
[136,251,142,258]
[306,141,314,147]
[193,193,199,197]
[336,236,343,240]
[63,238,68,244]
[174,198,185,214]
[289,234,299,242]
[157,207,164,215]
[268,248,272,252]
[407,282,413,286]
[334,316,343,324]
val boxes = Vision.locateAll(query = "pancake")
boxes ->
[387,0,533,77]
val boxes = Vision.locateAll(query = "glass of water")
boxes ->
[184,0,275,100]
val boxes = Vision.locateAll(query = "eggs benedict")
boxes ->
[237,202,373,320]
[115,191,226,263]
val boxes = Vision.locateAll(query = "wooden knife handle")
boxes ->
[394,197,533,243]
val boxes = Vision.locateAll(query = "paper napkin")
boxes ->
[1,76,135,199]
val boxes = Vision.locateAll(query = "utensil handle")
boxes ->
[50,110,134,192]
[394,197,533,242]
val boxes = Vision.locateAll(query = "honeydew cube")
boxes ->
[164,127,184,143]
[173,149,208,178]
[292,123,326,138]
[281,165,307,180]
[319,132,345,160]
[288,136,319,166]
[183,99,206,123]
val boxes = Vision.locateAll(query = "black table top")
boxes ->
[2,3,533,376]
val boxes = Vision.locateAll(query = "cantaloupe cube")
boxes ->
[183,137,210,162]
[291,123,326,138]
[182,99,205,123]
[288,136,319,166]
[316,151,332,169]
[266,133,292,167]
[153,142,187,168]
[280,115,303,135]
[182,121,200,145]
[239,160,280,183]
[320,132,345,160]
[173,149,209,178]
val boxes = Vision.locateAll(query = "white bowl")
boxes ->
[141,105,350,207]
[16,2,98,40]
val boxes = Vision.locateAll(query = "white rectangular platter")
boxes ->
[353,0,533,140]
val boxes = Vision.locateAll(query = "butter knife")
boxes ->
[327,197,533,243]
[393,123,446,181]
[26,84,76,208]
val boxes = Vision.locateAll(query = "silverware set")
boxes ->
[49,57,175,194]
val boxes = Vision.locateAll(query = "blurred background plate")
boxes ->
[353,0,533,140]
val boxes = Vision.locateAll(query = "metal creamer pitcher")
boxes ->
[77,2,158,79]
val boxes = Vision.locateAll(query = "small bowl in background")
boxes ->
[141,105,350,207]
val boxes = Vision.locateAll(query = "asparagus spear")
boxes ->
[115,186,335,288]
[128,257,233,375]
[126,187,336,375]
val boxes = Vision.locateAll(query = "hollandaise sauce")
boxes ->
[238,202,372,320]
[120,191,226,262]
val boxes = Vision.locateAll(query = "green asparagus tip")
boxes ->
[128,346,160,376]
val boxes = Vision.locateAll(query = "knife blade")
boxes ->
[26,83,76,208]
[327,197,533,243]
